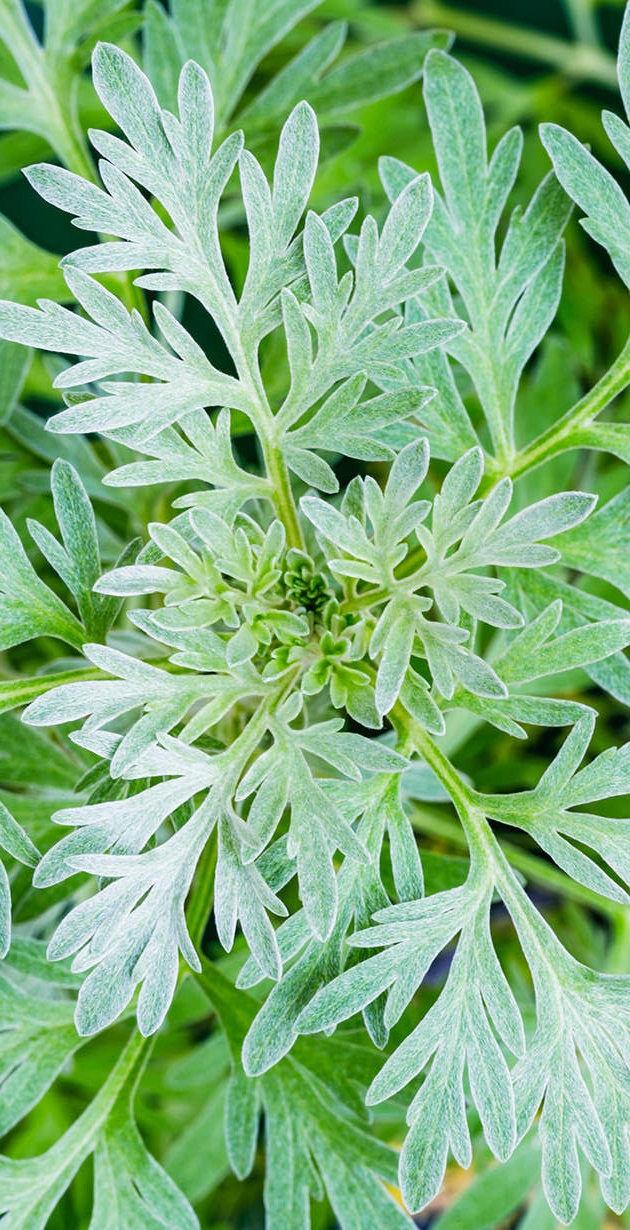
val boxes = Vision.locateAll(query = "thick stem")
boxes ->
[46,1029,150,1173]
[1,2,95,181]
[409,803,622,916]
[395,709,471,810]
[193,956,254,1053]
[563,0,600,48]
[341,339,630,599]
[261,437,304,550]
[187,830,218,952]
[184,690,288,953]
[86,1028,150,1116]
[476,348,515,468]
[46,79,95,181]
[1,0,155,329]
[413,0,617,87]
[217,322,305,551]
[486,332,630,486]
[396,707,601,986]
[392,703,487,859]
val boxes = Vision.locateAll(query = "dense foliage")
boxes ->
[2,1,630,1228]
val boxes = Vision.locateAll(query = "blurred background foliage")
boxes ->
[1,0,630,1227]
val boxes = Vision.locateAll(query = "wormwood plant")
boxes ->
[4,1,630,1226]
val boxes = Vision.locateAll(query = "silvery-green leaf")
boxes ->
[541,120,630,288]
[0,508,84,650]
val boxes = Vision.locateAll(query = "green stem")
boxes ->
[478,346,515,468]
[1,0,153,330]
[484,332,630,487]
[45,72,95,180]
[341,338,630,598]
[188,829,218,952]
[396,708,627,994]
[1,0,44,87]
[409,803,623,916]
[607,910,630,974]
[396,708,615,1011]
[0,666,105,715]
[262,438,304,550]
[221,325,305,552]
[193,956,254,1053]
[563,0,600,48]
[194,956,236,1008]
[1,3,95,180]
[393,703,485,858]
[413,0,618,87]
[44,1029,149,1174]
[83,1028,149,1119]
[184,689,288,954]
